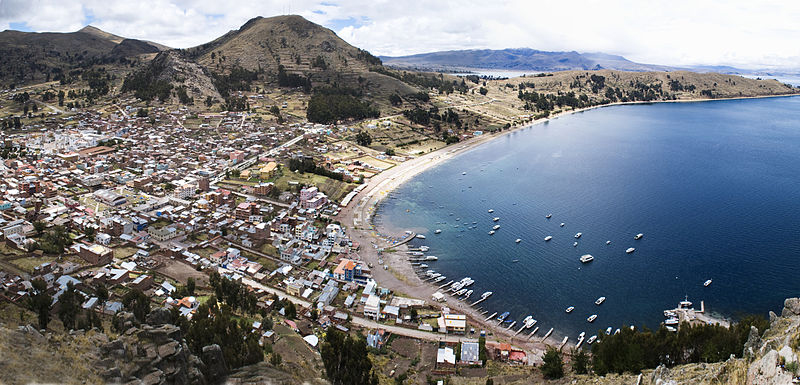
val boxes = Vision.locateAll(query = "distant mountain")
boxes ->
[0,25,169,85]
[381,48,676,73]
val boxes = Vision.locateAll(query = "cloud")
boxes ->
[1,0,800,69]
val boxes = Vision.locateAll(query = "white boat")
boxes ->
[488,209,494,213]
[566,306,574,313]
[560,223,565,227]
[704,279,712,287]
[419,246,430,252]
[419,264,428,268]
[580,254,594,263]
[606,240,611,245]
[493,225,500,230]
[679,297,693,309]
[573,242,578,247]
[634,233,644,240]
[605,327,612,335]
[587,335,597,344]
[614,328,621,335]
[544,235,553,241]
[666,326,678,332]
[546,214,552,218]
[664,318,680,326]
[435,229,442,234]
[416,234,426,239]
[626,247,635,254]
[488,230,495,235]
[456,288,467,296]
[493,217,500,222]
[515,238,522,243]
[463,290,473,299]
[574,232,582,239]
[425,256,438,261]
[462,172,467,175]
[664,310,677,318]
[481,291,493,299]
[587,314,597,323]
[595,296,606,305]
[434,276,446,282]
[522,315,533,324]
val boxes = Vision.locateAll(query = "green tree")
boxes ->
[95,282,109,306]
[541,348,564,379]
[122,289,151,322]
[186,277,195,296]
[355,131,372,146]
[572,348,589,374]
[33,221,46,235]
[320,327,378,385]
[28,279,51,330]
[479,87,488,95]
[58,282,81,330]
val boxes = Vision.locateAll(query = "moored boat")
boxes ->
[634,233,644,240]
[595,296,606,305]
[580,254,594,263]
[544,235,553,241]
[626,247,635,253]
[704,279,712,287]
[574,232,582,239]
[587,314,598,323]
[566,306,574,313]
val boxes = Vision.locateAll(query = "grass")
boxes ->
[113,246,140,260]
[10,255,58,273]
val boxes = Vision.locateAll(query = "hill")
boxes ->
[381,48,675,73]
[0,26,168,86]
[185,15,417,103]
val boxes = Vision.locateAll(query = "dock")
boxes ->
[438,280,453,289]
[470,296,489,307]
[559,336,569,350]
[528,326,539,338]
[542,328,554,341]
[515,324,527,335]
[484,312,497,322]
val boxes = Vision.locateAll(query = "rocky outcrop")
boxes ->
[781,298,800,317]
[202,344,227,383]
[743,326,762,358]
[146,307,174,326]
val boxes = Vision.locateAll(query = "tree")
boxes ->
[320,327,378,385]
[33,221,46,235]
[83,226,96,239]
[28,279,51,330]
[95,283,109,307]
[122,289,151,323]
[270,352,282,366]
[58,282,81,330]
[572,348,589,374]
[479,87,488,95]
[355,131,372,146]
[541,348,564,379]
[186,277,196,296]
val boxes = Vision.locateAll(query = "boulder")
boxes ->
[202,344,227,383]
[158,341,181,358]
[743,326,762,358]
[781,298,800,317]
[769,311,778,324]
[138,324,182,344]
[146,307,173,326]
[140,369,163,385]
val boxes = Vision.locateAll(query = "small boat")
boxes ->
[587,314,597,323]
[704,279,712,287]
[595,296,606,305]
[560,223,565,227]
[497,312,510,322]
[463,290,473,299]
[679,298,693,309]
[435,229,442,234]
[614,328,621,335]
[566,306,574,313]
[425,256,437,261]
[634,233,644,240]
[488,230,495,235]
[666,326,678,332]
[416,234,426,239]
[573,242,578,247]
[546,214,552,219]
[515,238,522,243]
[462,172,467,175]
[574,232,582,239]
[664,310,677,318]
[419,246,430,252]
[587,335,597,344]
[664,318,679,326]
[493,217,500,222]
[605,327,612,335]
[606,240,611,245]
[488,209,494,213]
[580,254,594,263]
[626,247,635,254]
[544,235,553,241]
[512,259,519,263]
[419,264,428,268]
[481,291,493,299]
[493,225,500,230]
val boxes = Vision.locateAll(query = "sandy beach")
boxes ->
[334,93,800,359]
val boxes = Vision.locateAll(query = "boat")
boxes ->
[419,246,429,252]
[416,234,426,239]
[434,276,446,282]
[515,238,522,243]
[456,289,467,296]
[587,335,597,344]
[493,217,500,222]
[606,240,611,245]
[481,291,493,299]
[587,314,598,323]
[679,297,693,309]
[605,327,612,335]
[576,332,585,347]
[626,247,635,253]
[664,318,680,326]
[493,225,500,230]
[560,336,569,346]
[573,242,578,247]
[434,229,442,234]
[488,209,494,213]
[544,235,553,241]
[496,312,510,322]
[704,279,712,287]
[522,315,533,325]
[574,232,582,239]
[580,254,594,263]
[512,259,519,263]
[488,230,495,235]
[560,222,565,227]
[463,290,473,299]
[614,328,621,335]
[664,310,677,318]
[595,296,606,305]
[425,255,438,261]
[546,214,552,219]
[634,233,644,240]
[566,306,575,313]
[462,172,467,175]
[666,326,678,332]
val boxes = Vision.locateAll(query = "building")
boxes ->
[259,162,278,179]
[253,182,274,196]
[363,294,381,320]
[460,342,481,365]
[436,347,457,370]
[331,258,364,282]
[317,281,339,307]
[198,177,210,192]
[147,225,184,241]
[438,313,467,334]
[77,243,114,265]
[94,189,127,206]
[235,202,260,220]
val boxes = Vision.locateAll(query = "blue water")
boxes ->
[375,96,800,340]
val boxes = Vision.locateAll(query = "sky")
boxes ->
[2,0,800,70]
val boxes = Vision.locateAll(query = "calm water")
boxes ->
[375,96,800,340]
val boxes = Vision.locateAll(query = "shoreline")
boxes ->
[337,92,797,356]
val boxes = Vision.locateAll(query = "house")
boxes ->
[460,342,481,365]
[76,243,114,265]
[438,313,467,334]
[363,294,380,320]
[366,329,386,349]
[317,281,339,307]
[435,347,457,372]
[259,162,278,179]
[286,281,303,296]
[331,258,364,282]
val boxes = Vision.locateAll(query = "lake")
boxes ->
[374,96,800,340]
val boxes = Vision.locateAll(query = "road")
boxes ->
[210,133,305,184]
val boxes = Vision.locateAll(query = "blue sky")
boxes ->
[2,0,800,70]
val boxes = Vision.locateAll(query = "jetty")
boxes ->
[507,321,517,329]
[484,312,497,322]
[542,328,554,341]
[559,336,569,350]
[438,280,453,289]
[471,296,489,307]
[515,324,527,335]
[528,326,539,338]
